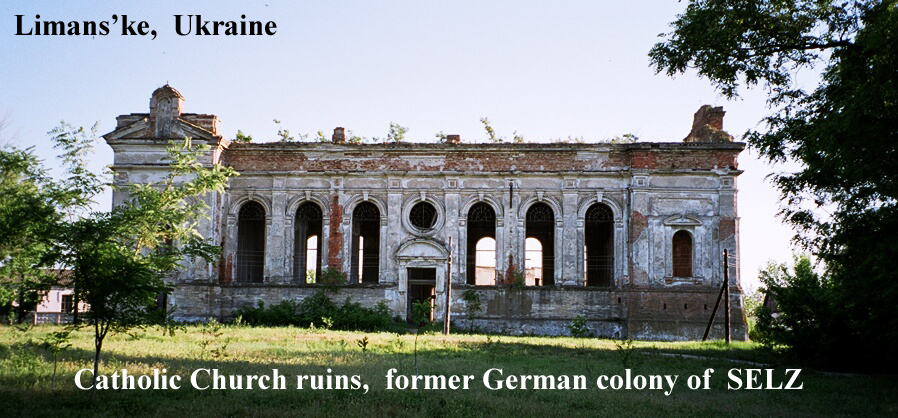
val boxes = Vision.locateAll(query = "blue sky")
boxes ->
[0,1,805,291]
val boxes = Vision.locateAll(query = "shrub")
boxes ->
[567,315,590,338]
[319,267,346,286]
[231,290,400,332]
[410,299,433,328]
[513,272,527,289]
[753,256,849,368]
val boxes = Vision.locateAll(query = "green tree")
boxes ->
[0,122,103,321]
[752,256,854,366]
[60,138,236,395]
[651,0,898,369]
[0,147,59,320]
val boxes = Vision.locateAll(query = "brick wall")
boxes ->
[221,142,743,173]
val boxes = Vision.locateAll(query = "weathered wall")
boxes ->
[171,283,396,321]
[171,282,745,340]
[105,87,749,341]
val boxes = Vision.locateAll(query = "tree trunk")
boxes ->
[90,322,105,400]
[16,281,25,324]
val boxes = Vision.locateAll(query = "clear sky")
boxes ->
[0,0,806,291]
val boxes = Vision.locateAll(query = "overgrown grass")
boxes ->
[0,325,895,417]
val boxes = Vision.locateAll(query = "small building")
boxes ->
[35,286,89,324]
[103,86,747,340]
[30,271,90,324]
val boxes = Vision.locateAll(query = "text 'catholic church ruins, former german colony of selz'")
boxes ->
[103,86,747,340]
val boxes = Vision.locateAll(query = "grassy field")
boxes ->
[0,325,895,417]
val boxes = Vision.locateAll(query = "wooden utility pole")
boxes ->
[444,236,453,335]
[724,248,731,344]
[702,249,731,343]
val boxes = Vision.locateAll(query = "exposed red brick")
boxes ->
[222,143,743,173]
[719,217,736,241]
[218,254,232,284]
[328,195,344,271]
[629,210,648,244]
[628,210,649,285]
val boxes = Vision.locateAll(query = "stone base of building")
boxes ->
[169,282,747,341]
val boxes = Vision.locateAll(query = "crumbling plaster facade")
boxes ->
[104,86,747,340]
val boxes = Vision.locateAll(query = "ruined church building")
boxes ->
[104,86,747,340]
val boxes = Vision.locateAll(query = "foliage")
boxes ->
[652,0,898,371]
[305,268,317,284]
[197,317,229,360]
[567,315,590,338]
[461,290,481,332]
[231,291,400,332]
[649,0,866,99]
[346,129,365,144]
[356,335,369,352]
[1,121,236,390]
[479,117,506,143]
[742,287,765,341]
[613,337,640,368]
[0,147,57,317]
[752,256,851,367]
[315,130,327,143]
[41,329,72,382]
[233,130,253,143]
[0,123,102,320]
[410,298,433,327]
[461,289,481,316]
[59,132,235,393]
[274,119,305,141]
[2,326,896,417]
[318,267,346,286]
[608,133,639,144]
[154,304,186,338]
[434,131,448,143]
[386,122,408,143]
[551,135,585,144]
[511,271,526,289]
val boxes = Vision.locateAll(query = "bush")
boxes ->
[319,267,346,286]
[567,315,590,338]
[231,290,401,332]
[753,256,850,368]
[410,299,433,327]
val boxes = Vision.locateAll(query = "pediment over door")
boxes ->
[662,214,702,226]
[396,238,449,262]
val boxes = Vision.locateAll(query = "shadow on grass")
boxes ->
[2,329,898,418]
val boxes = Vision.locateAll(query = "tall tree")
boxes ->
[59,138,236,396]
[0,147,59,319]
[0,122,102,321]
[650,0,898,369]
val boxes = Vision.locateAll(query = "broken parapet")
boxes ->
[683,105,734,143]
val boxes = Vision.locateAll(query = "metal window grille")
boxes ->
[409,202,437,229]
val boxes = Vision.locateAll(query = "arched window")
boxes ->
[672,230,693,277]
[474,237,497,285]
[466,202,496,285]
[585,203,614,287]
[351,202,380,284]
[236,201,266,283]
[525,203,555,286]
[294,202,323,284]
[524,237,543,286]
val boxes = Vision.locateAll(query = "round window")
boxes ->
[409,202,437,230]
